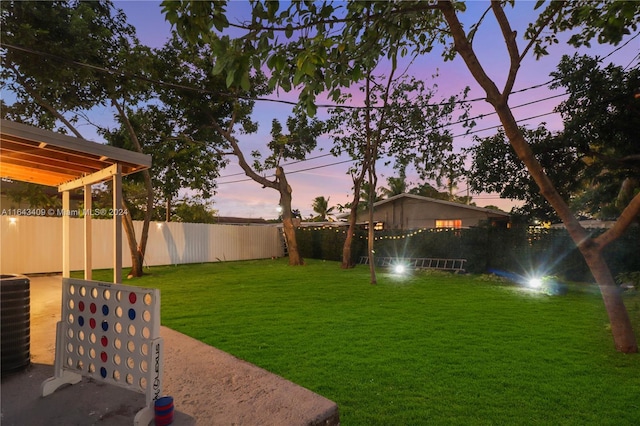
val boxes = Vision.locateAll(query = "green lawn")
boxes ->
[82,259,640,425]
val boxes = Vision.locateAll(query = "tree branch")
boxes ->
[230,3,440,34]
[595,192,640,250]
[518,2,563,64]
[491,1,520,99]
[209,116,276,190]
[10,64,85,139]
[111,97,154,257]
[437,1,502,104]
[437,0,588,243]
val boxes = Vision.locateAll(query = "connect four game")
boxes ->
[42,278,164,426]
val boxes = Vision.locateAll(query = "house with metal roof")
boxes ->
[355,193,510,230]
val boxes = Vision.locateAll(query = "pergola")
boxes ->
[0,119,151,283]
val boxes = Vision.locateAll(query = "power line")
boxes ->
[219,152,335,179]
[452,111,557,139]
[215,109,559,185]
[216,158,355,185]
[1,42,478,109]
[2,32,635,190]
[0,42,568,112]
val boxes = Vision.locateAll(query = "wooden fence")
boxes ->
[1,216,283,274]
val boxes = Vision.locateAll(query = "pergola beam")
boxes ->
[58,163,121,192]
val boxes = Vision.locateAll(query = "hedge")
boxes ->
[295,225,640,282]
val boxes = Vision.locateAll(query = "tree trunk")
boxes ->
[341,209,357,269]
[121,201,143,278]
[135,169,154,276]
[367,163,378,285]
[367,220,376,285]
[341,178,364,269]
[439,1,637,352]
[276,167,304,266]
[215,119,305,266]
[582,246,637,352]
[113,99,153,278]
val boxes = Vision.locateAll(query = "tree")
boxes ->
[550,54,640,219]
[162,1,640,351]
[466,125,582,222]
[255,113,325,265]
[311,196,335,222]
[1,1,156,277]
[172,196,218,224]
[1,181,63,211]
[466,55,640,223]
[409,182,442,199]
[103,104,223,222]
[381,172,409,198]
[155,35,323,265]
[328,75,465,275]
[1,1,134,134]
[438,1,640,353]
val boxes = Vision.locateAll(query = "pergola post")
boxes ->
[113,165,122,284]
[59,164,125,285]
[62,191,70,278]
[84,184,93,280]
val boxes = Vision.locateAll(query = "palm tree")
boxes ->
[380,173,408,198]
[359,182,383,210]
[311,196,335,221]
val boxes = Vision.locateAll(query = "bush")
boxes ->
[296,224,640,280]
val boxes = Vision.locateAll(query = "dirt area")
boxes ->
[1,275,339,425]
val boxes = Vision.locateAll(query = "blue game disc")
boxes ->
[128,308,136,320]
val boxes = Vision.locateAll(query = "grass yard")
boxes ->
[83,259,640,425]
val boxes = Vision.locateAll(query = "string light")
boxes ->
[295,224,458,240]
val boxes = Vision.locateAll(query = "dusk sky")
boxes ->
[111,1,639,219]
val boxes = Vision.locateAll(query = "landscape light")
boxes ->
[528,277,543,289]
[394,264,406,274]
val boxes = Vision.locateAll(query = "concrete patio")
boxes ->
[1,275,340,425]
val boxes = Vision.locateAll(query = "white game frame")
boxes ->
[42,278,163,426]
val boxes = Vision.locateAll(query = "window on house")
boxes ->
[435,219,462,229]
[362,221,385,230]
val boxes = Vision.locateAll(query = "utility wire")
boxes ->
[1,42,477,109]
[216,110,559,185]
[2,34,635,187]
[0,42,567,110]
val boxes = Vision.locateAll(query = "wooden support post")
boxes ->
[84,184,92,280]
[62,191,70,278]
[113,165,122,284]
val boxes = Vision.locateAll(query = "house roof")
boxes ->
[371,193,510,217]
[0,119,151,187]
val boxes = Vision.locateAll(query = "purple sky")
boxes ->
[113,1,639,219]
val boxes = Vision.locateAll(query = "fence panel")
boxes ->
[1,216,283,274]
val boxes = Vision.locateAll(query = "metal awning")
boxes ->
[0,119,150,187]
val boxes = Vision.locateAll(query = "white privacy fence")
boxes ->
[1,216,283,274]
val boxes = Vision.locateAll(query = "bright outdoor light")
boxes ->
[528,277,543,289]
[394,264,406,274]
